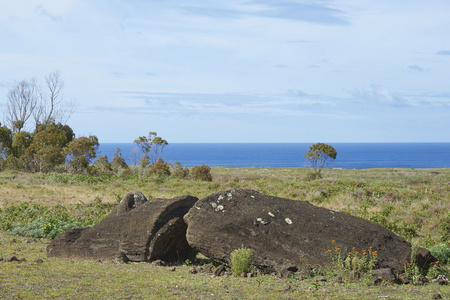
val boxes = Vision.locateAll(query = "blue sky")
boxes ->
[1,0,449,143]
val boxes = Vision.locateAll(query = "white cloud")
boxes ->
[353,85,408,107]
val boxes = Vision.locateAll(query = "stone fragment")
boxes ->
[34,258,44,263]
[214,265,226,276]
[372,268,396,282]
[6,255,18,262]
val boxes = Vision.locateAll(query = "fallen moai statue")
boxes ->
[47,191,198,262]
[184,188,434,274]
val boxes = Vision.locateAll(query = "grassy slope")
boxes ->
[0,168,449,299]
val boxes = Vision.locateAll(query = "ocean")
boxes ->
[96,143,450,169]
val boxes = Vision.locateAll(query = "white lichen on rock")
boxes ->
[256,218,262,222]
[285,218,292,225]
[268,212,275,217]
[215,205,224,212]
[218,195,224,201]
[211,202,218,209]
[227,192,233,199]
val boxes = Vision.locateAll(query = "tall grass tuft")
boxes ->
[230,245,254,276]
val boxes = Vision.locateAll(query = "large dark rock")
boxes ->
[47,191,198,262]
[184,188,434,273]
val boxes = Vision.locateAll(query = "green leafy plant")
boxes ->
[426,261,450,279]
[429,243,450,264]
[230,245,254,276]
[8,218,82,239]
[1,199,114,239]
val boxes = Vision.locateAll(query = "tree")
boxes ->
[29,122,75,172]
[304,143,337,178]
[5,79,39,133]
[0,123,14,158]
[148,158,171,177]
[4,71,74,134]
[1,72,77,172]
[65,136,99,172]
[0,121,74,172]
[33,71,74,126]
[133,132,168,166]
[111,147,128,170]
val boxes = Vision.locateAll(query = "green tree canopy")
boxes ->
[29,122,75,172]
[65,135,99,172]
[304,143,337,178]
[134,132,168,166]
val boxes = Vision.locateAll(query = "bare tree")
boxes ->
[5,79,39,132]
[33,71,74,125]
[4,71,75,133]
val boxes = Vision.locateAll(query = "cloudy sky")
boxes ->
[1,0,449,143]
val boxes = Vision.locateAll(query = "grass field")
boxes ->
[0,168,449,299]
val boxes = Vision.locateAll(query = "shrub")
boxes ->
[171,161,189,179]
[429,243,450,264]
[92,155,113,175]
[111,148,128,170]
[230,245,254,276]
[8,218,82,239]
[149,158,171,177]
[439,213,450,243]
[190,164,212,181]
[305,171,321,180]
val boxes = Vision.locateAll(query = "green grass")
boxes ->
[0,232,449,299]
[0,168,450,298]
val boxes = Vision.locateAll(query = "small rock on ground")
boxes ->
[6,255,18,262]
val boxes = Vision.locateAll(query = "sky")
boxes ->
[1,0,449,143]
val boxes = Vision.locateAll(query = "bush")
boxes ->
[190,164,212,181]
[305,171,321,181]
[230,245,254,275]
[149,158,171,177]
[171,161,189,179]
[429,243,450,264]
[8,218,82,239]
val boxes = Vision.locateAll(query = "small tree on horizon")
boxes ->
[133,132,168,166]
[304,143,337,179]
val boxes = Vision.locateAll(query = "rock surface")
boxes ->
[47,191,198,262]
[184,188,434,273]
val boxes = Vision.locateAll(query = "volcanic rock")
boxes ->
[184,188,434,274]
[47,191,198,262]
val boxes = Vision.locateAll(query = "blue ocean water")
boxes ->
[96,143,450,169]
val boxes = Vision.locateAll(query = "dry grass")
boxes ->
[1,168,449,244]
[0,168,450,298]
